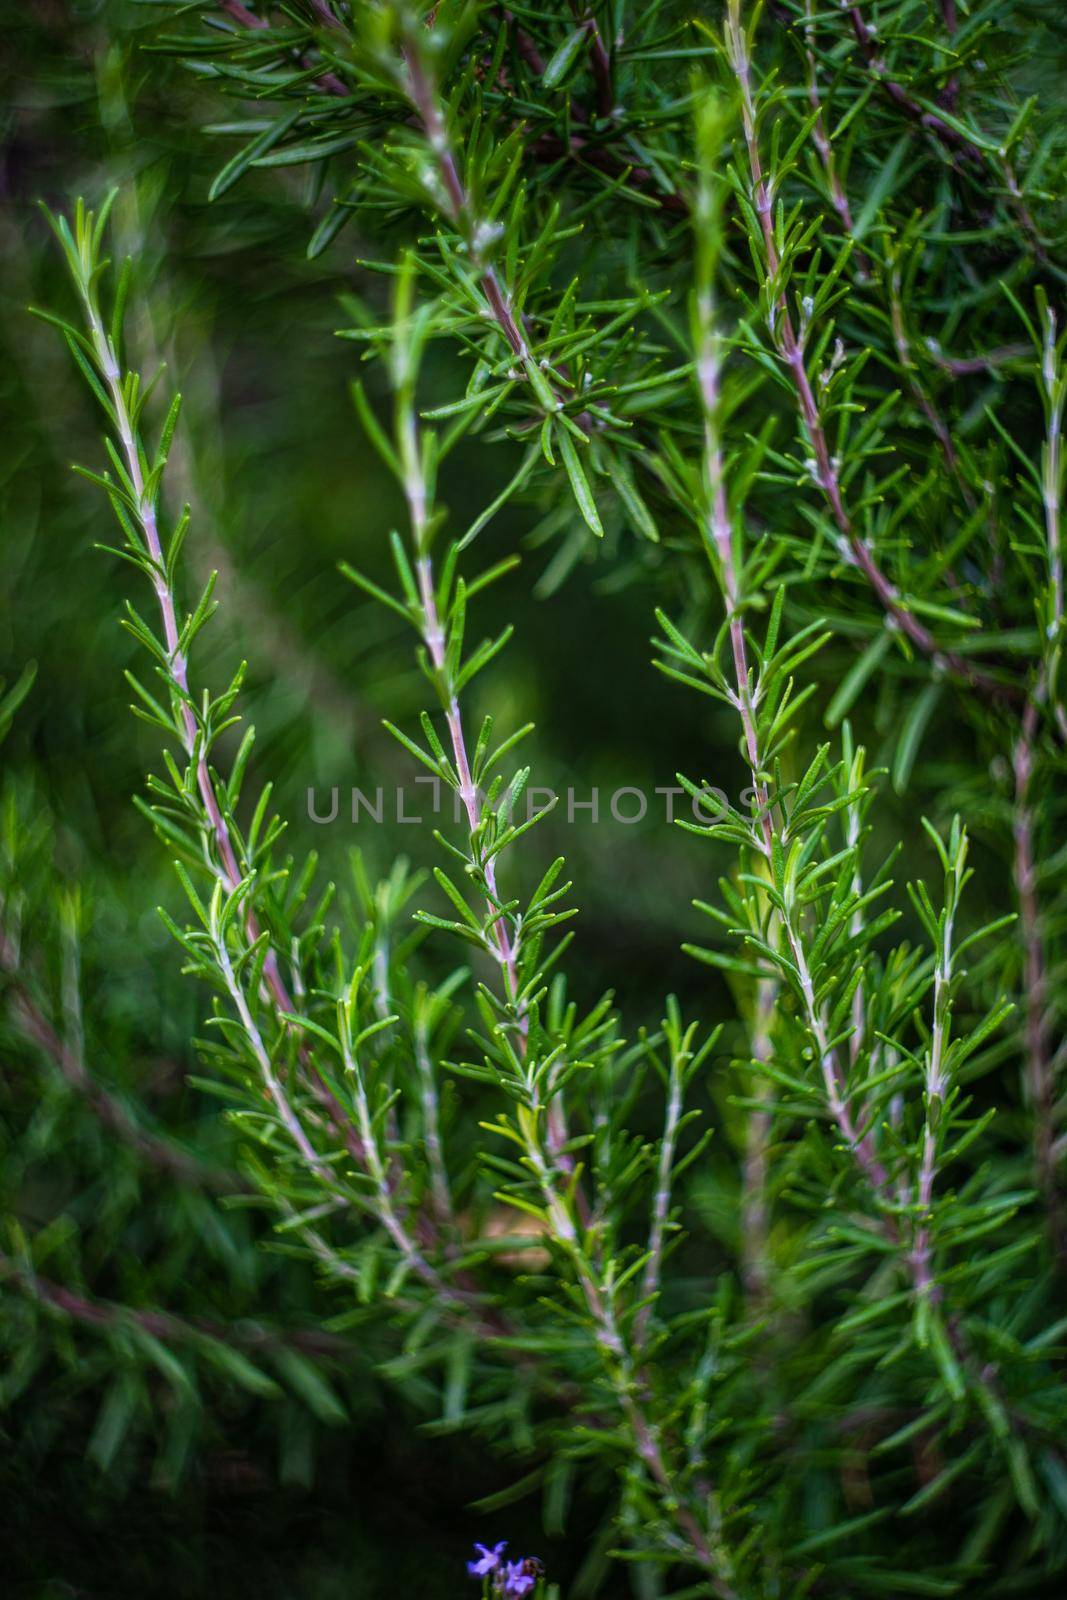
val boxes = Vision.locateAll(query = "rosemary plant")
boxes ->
[6,0,1067,1593]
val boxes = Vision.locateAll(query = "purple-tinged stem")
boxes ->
[843,1,1044,259]
[82,302,320,1151]
[800,0,866,268]
[400,34,583,425]
[843,2,978,162]
[94,183,405,1189]
[1012,701,1065,1262]
[697,308,774,852]
[401,45,532,367]
[845,759,867,1066]
[938,0,960,113]
[339,1022,448,1288]
[566,3,615,119]
[219,0,264,28]
[724,0,1012,705]
[696,279,786,1304]
[908,895,957,1301]
[1042,307,1065,694]
[76,290,460,1275]
[395,370,594,1229]
[1013,306,1067,1258]
[0,1250,354,1357]
[0,919,237,1193]
[218,0,348,96]
[929,344,1029,378]
[697,225,889,1212]
[635,1034,686,1346]
[526,1134,734,1591]
[789,913,892,1197]
[213,917,329,1179]
[413,552,526,1026]
[888,265,976,514]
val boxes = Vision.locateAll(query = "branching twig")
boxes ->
[1012,701,1065,1263]
[0,1249,355,1358]
[725,0,1013,705]
[0,922,238,1193]
[218,0,349,96]
[843,1,1043,257]
[799,0,864,266]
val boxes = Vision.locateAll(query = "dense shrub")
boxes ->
[4,2,1067,1595]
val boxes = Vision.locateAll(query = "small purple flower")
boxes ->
[501,1561,536,1598]
[468,1542,507,1580]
